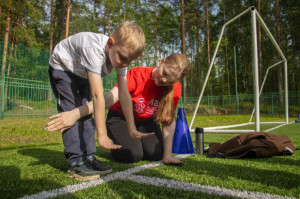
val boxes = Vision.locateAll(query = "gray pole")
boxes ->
[251,7,260,132]
[284,61,288,123]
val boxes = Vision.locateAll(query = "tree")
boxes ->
[1,7,10,76]
[180,0,186,54]
[257,0,262,86]
[196,0,201,95]
[65,0,70,38]
[275,0,283,103]
[205,0,213,98]
[154,0,157,65]
[180,0,187,104]
[50,0,54,54]
[222,0,230,95]
[106,2,111,35]
[60,0,66,39]
[285,0,300,91]
[0,6,2,35]
[205,0,210,67]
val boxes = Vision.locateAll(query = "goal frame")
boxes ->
[189,6,289,133]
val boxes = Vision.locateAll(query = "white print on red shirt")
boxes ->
[145,99,159,115]
[134,98,146,113]
[133,98,159,116]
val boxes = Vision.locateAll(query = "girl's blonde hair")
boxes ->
[154,53,190,125]
[111,21,145,59]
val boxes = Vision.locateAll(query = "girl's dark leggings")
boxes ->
[106,110,164,163]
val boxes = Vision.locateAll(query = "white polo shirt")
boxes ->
[49,32,127,79]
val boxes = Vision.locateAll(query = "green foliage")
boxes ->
[0,0,299,96]
[0,41,50,80]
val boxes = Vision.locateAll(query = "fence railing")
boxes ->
[0,76,299,119]
[0,75,116,119]
[0,76,56,118]
[184,91,300,117]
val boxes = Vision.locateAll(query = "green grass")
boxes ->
[0,116,299,199]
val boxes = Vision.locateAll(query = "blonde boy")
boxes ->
[48,21,151,181]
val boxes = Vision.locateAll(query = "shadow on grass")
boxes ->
[0,165,66,199]
[94,146,112,160]
[18,145,139,173]
[94,146,153,172]
[18,148,66,172]
[199,150,300,168]
[244,155,300,168]
[161,157,300,192]
[0,142,62,151]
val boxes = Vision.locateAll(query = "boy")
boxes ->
[48,21,152,181]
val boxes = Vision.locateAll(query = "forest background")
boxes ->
[0,0,299,100]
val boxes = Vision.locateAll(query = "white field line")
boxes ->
[126,175,295,199]
[20,153,295,199]
[20,155,189,199]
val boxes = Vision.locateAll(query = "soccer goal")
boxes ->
[189,6,289,134]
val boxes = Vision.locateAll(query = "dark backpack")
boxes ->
[207,132,295,158]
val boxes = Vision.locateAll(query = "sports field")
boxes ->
[0,116,299,199]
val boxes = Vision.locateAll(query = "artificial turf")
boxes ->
[0,117,299,199]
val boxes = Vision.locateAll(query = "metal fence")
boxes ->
[0,76,55,118]
[0,75,299,119]
[0,74,117,119]
[184,91,300,117]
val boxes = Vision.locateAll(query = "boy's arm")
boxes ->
[45,87,119,132]
[46,102,93,132]
[117,75,155,139]
[88,71,121,149]
[162,120,184,165]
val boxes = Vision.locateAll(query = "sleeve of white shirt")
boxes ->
[80,47,105,75]
[116,67,128,76]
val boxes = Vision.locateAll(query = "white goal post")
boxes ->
[189,6,289,134]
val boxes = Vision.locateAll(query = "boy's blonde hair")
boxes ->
[111,21,145,59]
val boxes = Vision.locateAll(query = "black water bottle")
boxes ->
[195,128,204,155]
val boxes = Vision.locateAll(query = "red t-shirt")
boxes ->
[109,67,181,121]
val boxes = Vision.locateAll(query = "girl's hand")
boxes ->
[129,129,155,140]
[98,135,122,150]
[45,111,78,132]
[163,156,184,165]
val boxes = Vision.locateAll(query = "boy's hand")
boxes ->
[98,135,122,150]
[129,129,155,140]
[45,111,78,132]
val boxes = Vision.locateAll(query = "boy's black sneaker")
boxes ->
[86,155,112,175]
[67,159,100,181]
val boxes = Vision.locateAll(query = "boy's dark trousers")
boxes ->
[48,67,96,166]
